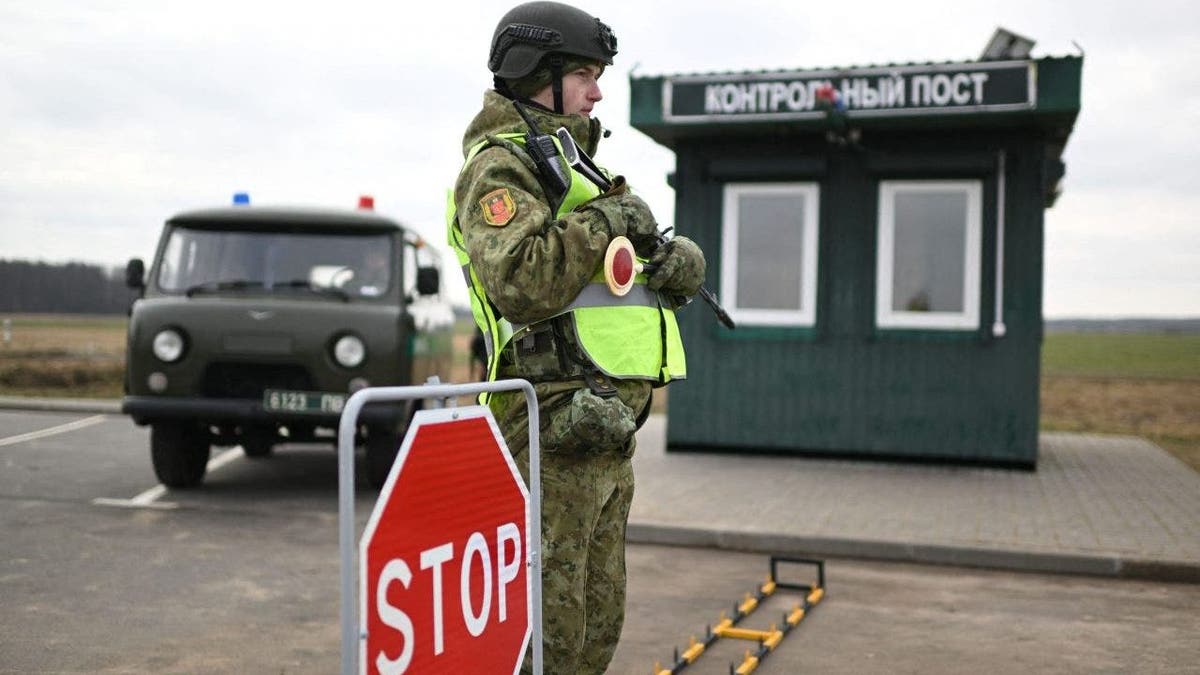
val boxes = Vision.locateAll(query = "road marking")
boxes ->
[206,445,245,474]
[93,492,177,510]
[0,414,108,448]
[92,446,245,510]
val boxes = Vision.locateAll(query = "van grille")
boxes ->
[200,362,314,399]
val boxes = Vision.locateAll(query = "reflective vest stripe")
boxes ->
[508,282,661,337]
[563,281,659,311]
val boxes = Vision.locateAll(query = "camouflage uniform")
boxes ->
[453,89,696,674]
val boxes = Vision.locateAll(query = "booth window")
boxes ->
[876,180,981,330]
[720,182,820,327]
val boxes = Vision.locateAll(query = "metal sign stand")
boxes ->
[338,379,543,675]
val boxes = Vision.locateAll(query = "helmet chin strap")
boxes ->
[493,75,515,99]
[548,55,564,114]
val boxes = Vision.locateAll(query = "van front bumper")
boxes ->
[122,396,405,429]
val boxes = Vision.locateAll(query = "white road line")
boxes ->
[92,494,177,510]
[92,446,245,510]
[129,484,170,506]
[0,414,108,448]
[205,445,245,474]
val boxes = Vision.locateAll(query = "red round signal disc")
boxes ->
[604,236,637,296]
[612,246,633,285]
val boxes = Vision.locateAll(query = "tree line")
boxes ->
[0,259,133,314]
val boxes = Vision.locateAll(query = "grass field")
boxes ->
[1042,333,1200,380]
[2,314,1197,472]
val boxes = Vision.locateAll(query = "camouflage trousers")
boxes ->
[491,381,649,675]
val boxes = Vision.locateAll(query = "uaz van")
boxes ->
[123,196,453,488]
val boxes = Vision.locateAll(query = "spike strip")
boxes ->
[652,557,826,674]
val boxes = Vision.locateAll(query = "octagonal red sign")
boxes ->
[359,406,531,674]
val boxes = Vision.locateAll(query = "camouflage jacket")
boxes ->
[454,90,653,432]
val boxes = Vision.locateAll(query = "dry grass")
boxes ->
[1,314,125,355]
[0,359,124,398]
[0,314,125,398]
[1041,375,1200,473]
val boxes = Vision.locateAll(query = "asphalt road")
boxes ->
[2,410,1198,674]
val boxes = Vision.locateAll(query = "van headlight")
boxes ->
[152,329,186,363]
[333,334,366,368]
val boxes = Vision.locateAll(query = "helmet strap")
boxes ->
[493,75,516,99]
[548,55,565,114]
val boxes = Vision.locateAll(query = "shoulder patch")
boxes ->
[480,188,517,227]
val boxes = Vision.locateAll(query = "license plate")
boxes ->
[263,389,346,414]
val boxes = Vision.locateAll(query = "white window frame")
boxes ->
[720,182,820,327]
[876,179,982,330]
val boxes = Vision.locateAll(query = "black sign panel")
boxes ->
[664,61,1035,122]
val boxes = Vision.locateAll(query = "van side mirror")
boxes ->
[125,258,145,289]
[416,266,439,296]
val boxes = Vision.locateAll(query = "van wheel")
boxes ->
[365,403,419,489]
[150,423,210,488]
[366,428,401,489]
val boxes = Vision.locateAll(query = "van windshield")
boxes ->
[156,227,394,299]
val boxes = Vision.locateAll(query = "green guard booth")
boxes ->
[630,42,1083,467]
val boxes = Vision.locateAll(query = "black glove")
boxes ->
[647,236,706,297]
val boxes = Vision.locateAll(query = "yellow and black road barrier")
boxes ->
[653,557,825,675]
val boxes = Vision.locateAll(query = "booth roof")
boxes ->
[628,53,1083,80]
[628,54,1082,149]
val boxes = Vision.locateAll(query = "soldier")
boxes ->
[446,2,706,672]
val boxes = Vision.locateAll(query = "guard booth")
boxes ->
[630,33,1082,466]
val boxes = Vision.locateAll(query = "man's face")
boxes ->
[532,63,604,117]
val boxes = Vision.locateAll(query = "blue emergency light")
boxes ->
[232,192,251,206]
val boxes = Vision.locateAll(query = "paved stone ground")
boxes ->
[629,417,1200,581]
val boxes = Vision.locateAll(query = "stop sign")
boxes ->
[359,406,531,675]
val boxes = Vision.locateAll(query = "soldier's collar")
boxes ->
[513,98,600,155]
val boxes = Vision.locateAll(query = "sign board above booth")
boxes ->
[665,61,1035,122]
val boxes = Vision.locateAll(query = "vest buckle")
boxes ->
[581,368,618,399]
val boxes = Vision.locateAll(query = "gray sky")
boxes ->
[2,0,1197,317]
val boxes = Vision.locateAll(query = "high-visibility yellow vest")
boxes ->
[446,133,686,390]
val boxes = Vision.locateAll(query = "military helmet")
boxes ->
[489,1,618,79]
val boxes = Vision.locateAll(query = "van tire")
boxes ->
[151,423,210,488]
[366,429,401,489]
[364,402,421,489]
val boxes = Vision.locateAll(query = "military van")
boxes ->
[122,195,454,489]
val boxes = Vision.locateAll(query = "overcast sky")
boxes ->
[2,0,1196,317]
